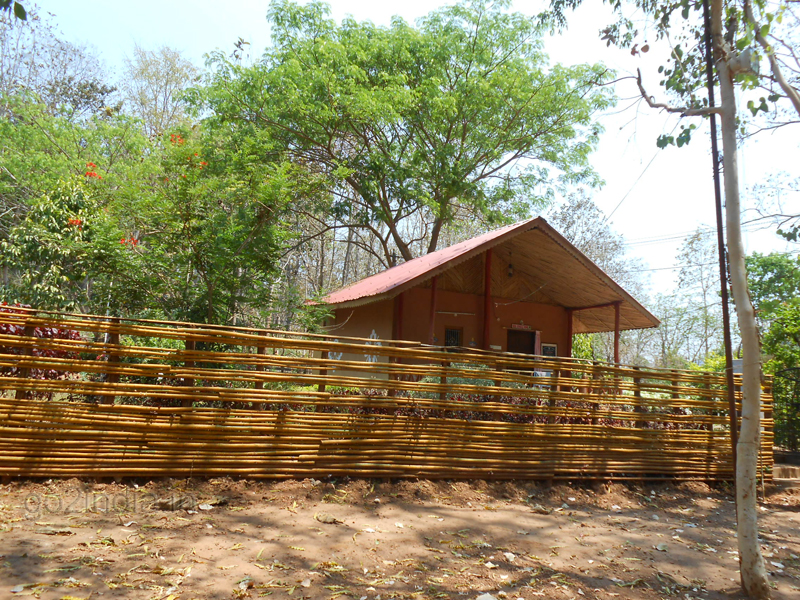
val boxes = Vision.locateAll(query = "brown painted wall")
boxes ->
[331,286,570,358]
[490,298,569,355]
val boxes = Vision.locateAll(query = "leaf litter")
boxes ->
[1,478,799,599]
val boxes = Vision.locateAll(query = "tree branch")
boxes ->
[743,0,800,117]
[636,69,721,116]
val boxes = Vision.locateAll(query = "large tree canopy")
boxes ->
[197,0,614,265]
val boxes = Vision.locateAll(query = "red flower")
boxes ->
[86,162,97,168]
[120,238,126,245]
[200,161,207,166]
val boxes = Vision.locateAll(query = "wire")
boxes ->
[318,310,354,332]
[624,261,718,273]
[494,282,549,307]
[604,121,682,224]
[624,249,800,273]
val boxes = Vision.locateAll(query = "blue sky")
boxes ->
[42,0,799,294]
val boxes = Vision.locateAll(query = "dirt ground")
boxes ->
[0,477,798,600]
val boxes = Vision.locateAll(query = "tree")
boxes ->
[0,9,116,118]
[747,252,800,451]
[547,192,644,288]
[548,0,800,594]
[0,90,297,325]
[120,44,197,136]
[675,229,724,363]
[747,252,800,370]
[547,193,654,364]
[0,178,124,311]
[198,0,614,266]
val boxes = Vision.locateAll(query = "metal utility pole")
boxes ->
[702,0,738,472]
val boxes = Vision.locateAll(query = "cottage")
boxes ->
[317,217,658,370]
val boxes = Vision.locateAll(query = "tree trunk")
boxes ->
[712,0,770,595]
[342,227,353,286]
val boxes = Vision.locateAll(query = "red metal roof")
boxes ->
[320,218,536,308]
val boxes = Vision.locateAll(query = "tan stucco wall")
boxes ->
[325,300,393,379]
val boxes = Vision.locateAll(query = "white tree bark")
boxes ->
[711,0,770,596]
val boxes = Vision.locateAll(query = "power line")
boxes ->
[624,248,800,273]
[624,261,717,273]
[604,121,681,223]
[623,216,787,247]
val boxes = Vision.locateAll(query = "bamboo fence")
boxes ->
[0,307,773,480]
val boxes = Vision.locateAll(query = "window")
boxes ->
[444,327,463,348]
[541,343,558,357]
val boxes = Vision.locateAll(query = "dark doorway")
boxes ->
[507,330,536,354]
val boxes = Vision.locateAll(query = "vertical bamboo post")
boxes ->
[318,350,328,394]
[547,367,559,425]
[439,360,449,401]
[14,324,36,401]
[102,317,121,405]
[253,333,267,409]
[182,337,195,408]
[634,366,645,428]
[703,379,712,431]
[591,360,601,425]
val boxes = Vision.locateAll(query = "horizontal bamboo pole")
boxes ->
[0,313,753,386]
[0,310,772,481]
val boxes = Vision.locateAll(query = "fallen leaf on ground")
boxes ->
[314,512,342,524]
[35,527,74,536]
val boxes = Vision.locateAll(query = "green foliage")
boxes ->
[0,1,26,20]
[571,333,593,360]
[547,0,800,143]
[746,252,800,322]
[746,252,800,372]
[0,94,295,325]
[198,0,614,262]
[1,179,123,310]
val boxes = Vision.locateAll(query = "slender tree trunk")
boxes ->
[317,232,326,293]
[342,227,353,286]
[712,0,770,595]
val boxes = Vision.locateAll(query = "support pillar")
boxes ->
[566,308,573,359]
[613,301,621,364]
[428,276,438,345]
[483,249,492,350]
[393,292,405,341]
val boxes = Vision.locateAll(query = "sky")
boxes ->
[39,0,799,296]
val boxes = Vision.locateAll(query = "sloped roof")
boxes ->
[319,217,659,333]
